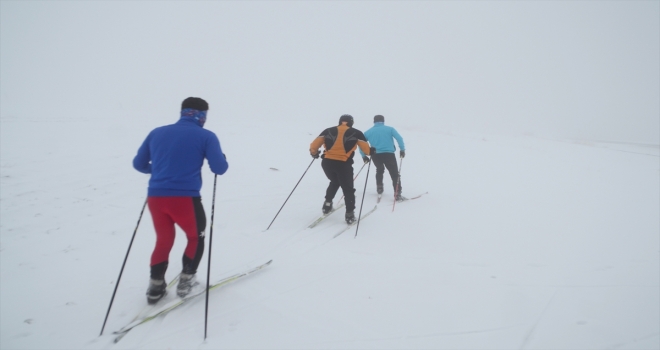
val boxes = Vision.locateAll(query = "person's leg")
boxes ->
[336,161,356,213]
[371,153,386,194]
[382,153,401,195]
[321,159,342,202]
[146,197,177,303]
[166,197,207,297]
[169,197,206,275]
[147,197,176,280]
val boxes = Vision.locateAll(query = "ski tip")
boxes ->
[113,333,127,343]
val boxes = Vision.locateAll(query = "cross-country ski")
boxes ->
[308,203,346,228]
[333,205,378,238]
[113,260,272,342]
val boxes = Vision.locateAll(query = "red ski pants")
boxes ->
[147,197,206,277]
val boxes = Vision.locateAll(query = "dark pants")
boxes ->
[148,196,207,280]
[372,152,401,194]
[321,158,356,212]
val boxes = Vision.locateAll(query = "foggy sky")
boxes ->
[1,1,658,144]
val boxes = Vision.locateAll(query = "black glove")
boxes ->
[362,156,370,164]
[311,151,320,159]
[400,150,405,158]
[370,147,376,155]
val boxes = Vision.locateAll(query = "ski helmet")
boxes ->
[338,114,354,127]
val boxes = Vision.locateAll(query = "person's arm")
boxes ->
[358,136,369,158]
[205,134,229,175]
[358,129,372,158]
[357,140,371,156]
[133,134,152,174]
[356,130,371,156]
[310,131,326,158]
[392,128,405,151]
[358,147,370,163]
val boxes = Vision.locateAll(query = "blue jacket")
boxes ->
[133,117,228,197]
[359,122,405,156]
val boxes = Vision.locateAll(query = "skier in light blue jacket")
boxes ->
[359,115,406,201]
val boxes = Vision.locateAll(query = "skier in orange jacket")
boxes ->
[310,114,372,224]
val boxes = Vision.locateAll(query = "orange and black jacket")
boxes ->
[310,122,371,162]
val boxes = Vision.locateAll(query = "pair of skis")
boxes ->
[308,203,345,228]
[332,205,378,238]
[308,203,377,238]
[377,191,429,204]
[112,260,273,343]
[308,192,427,237]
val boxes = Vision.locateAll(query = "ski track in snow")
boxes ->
[518,289,559,349]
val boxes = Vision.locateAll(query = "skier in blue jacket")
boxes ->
[133,97,228,303]
[360,115,406,201]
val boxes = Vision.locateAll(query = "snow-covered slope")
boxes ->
[1,116,658,349]
[2,1,659,349]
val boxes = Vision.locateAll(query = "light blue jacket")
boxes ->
[359,122,405,157]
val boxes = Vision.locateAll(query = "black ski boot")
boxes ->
[177,273,197,298]
[376,185,384,195]
[395,193,406,202]
[322,201,333,215]
[345,211,356,225]
[146,279,167,304]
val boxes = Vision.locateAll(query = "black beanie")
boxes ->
[338,114,354,127]
[374,115,385,123]
[181,97,209,111]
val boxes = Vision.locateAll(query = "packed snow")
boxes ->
[1,1,658,349]
[2,117,658,349]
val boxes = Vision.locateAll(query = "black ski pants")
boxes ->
[372,152,402,194]
[321,158,356,212]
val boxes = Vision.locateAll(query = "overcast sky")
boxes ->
[1,1,658,144]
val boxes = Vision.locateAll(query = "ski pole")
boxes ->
[336,162,367,206]
[100,198,148,336]
[204,174,218,340]
[266,158,316,230]
[392,158,404,212]
[354,157,373,238]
